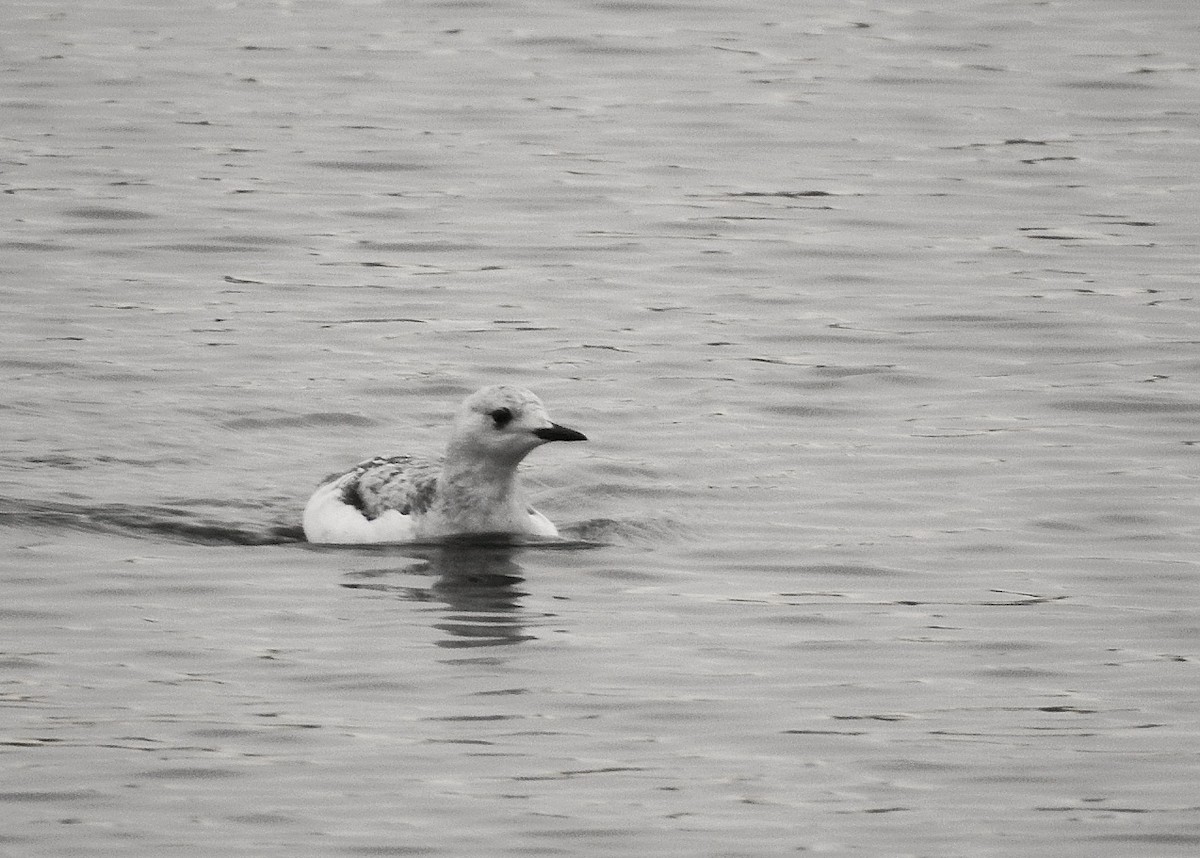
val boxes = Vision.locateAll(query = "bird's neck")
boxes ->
[435,446,530,529]
[440,458,521,500]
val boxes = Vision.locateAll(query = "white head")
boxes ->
[446,385,586,467]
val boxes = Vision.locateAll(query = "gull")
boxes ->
[302,385,587,544]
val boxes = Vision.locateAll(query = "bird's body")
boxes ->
[302,386,586,544]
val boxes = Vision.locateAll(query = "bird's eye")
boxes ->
[489,407,513,428]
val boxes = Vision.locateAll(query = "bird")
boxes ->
[302,385,587,544]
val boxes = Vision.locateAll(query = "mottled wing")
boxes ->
[324,455,442,520]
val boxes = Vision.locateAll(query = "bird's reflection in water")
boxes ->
[341,540,537,648]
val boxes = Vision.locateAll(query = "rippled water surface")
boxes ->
[3,0,1199,855]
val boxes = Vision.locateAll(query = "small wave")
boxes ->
[560,516,689,546]
[223,412,377,431]
[0,497,304,546]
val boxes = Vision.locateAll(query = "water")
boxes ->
[3,0,1199,855]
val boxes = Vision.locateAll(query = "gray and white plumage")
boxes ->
[302,386,587,544]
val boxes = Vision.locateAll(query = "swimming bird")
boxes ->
[302,385,587,544]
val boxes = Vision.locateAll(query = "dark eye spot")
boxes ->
[489,407,513,428]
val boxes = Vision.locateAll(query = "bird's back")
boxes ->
[303,455,442,543]
[341,455,442,518]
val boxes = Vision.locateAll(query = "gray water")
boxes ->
[3,1,1199,855]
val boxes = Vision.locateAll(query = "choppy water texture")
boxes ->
[3,0,1199,855]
